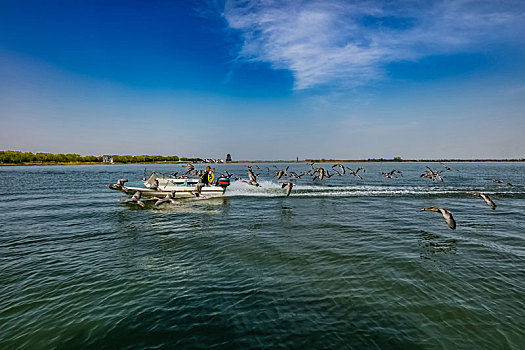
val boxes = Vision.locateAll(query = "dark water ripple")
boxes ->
[1,163,524,349]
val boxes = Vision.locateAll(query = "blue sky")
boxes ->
[1,0,524,160]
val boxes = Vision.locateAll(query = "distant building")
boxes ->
[226,153,232,162]
[102,155,114,164]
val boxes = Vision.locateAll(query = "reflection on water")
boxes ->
[419,230,458,261]
[280,205,293,223]
[149,196,231,214]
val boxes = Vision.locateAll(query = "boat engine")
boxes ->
[217,177,230,188]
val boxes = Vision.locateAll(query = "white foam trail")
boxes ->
[224,180,465,198]
[225,180,282,197]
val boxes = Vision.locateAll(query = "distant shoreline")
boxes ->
[0,161,191,166]
[233,159,525,163]
[1,159,523,166]
[2,150,523,166]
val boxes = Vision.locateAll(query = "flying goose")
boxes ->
[492,179,512,186]
[441,163,453,171]
[120,191,145,208]
[466,191,496,210]
[247,166,259,183]
[242,180,261,187]
[346,167,363,179]
[421,206,456,229]
[421,166,445,182]
[108,178,128,191]
[155,191,177,206]
[274,166,289,180]
[382,169,402,179]
[280,181,294,196]
[332,163,346,175]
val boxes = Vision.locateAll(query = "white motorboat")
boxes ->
[108,171,230,199]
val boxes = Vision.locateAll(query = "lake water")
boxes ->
[1,162,524,349]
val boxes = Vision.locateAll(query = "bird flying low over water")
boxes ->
[108,178,128,191]
[492,179,512,186]
[120,191,145,208]
[332,163,345,175]
[301,170,312,177]
[382,169,402,179]
[155,191,177,206]
[466,191,496,210]
[421,166,445,182]
[441,163,454,171]
[346,167,364,179]
[242,180,262,187]
[324,170,334,178]
[247,166,259,183]
[421,206,456,229]
[312,167,326,181]
[280,181,294,196]
[274,166,289,180]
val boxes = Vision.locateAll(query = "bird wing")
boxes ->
[439,208,456,229]
[285,183,293,196]
[480,193,496,210]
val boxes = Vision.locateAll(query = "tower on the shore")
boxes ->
[226,154,232,162]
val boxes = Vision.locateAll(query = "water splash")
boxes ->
[225,180,470,198]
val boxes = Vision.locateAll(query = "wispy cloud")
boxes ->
[222,0,525,89]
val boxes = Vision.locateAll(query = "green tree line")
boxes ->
[305,157,404,163]
[0,151,100,164]
[0,151,182,164]
[112,155,180,163]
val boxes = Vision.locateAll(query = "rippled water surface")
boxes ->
[1,162,524,349]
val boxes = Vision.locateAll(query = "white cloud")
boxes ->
[222,0,525,89]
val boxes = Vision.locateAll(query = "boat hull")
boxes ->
[110,173,227,199]
[121,185,225,198]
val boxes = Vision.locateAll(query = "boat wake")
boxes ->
[224,180,474,198]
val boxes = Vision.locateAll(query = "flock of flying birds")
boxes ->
[218,162,512,230]
[114,162,515,230]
